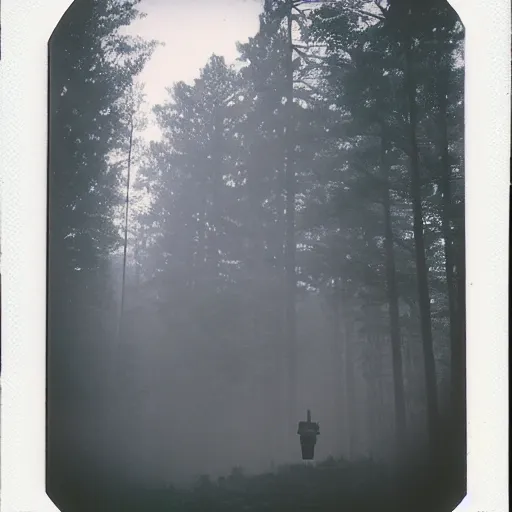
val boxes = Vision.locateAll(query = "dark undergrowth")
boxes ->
[47,452,465,512]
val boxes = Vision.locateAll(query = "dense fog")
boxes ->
[46,1,466,510]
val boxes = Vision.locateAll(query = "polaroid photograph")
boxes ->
[0,1,509,511]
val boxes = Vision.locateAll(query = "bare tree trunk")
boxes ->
[134,237,141,288]
[284,0,297,433]
[110,103,135,451]
[403,40,439,452]
[381,135,407,458]
[117,111,134,343]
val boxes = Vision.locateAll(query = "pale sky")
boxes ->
[125,0,264,140]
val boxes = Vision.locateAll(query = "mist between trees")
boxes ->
[47,0,465,509]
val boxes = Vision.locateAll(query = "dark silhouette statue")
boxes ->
[297,409,320,460]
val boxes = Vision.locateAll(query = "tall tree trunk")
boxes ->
[453,223,466,483]
[274,144,286,419]
[364,329,381,461]
[284,0,297,432]
[437,67,466,474]
[364,370,377,460]
[247,144,282,460]
[274,142,286,275]
[381,134,407,457]
[328,293,347,454]
[343,321,356,460]
[329,291,352,459]
[452,161,466,485]
[134,237,141,288]
[268,123,288,455]
[403,40,439,451]
[339,289,356,460]
[110,106,135,448]
[436,65,459,407]
[117,110,134,343]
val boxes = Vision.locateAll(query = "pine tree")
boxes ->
[47,0,155,491]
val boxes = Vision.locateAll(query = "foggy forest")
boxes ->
[46,0,466,511]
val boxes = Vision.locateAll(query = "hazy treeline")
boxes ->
[47,0,465,505]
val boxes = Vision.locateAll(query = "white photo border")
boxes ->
[0,0,510,511]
